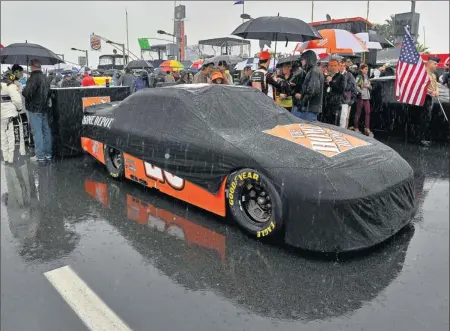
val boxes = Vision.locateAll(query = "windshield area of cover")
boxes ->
[193,89,288,131]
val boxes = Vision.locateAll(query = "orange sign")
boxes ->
[82,96,111,112]
[263,123,370,158]
[90,34,102,51]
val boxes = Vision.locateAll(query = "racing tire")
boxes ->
[227,168,283,239]
[104,145,124,179]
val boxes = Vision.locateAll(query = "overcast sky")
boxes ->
[1,1,448,67]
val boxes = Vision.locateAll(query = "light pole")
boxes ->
[70,47,89,68]
[157,30,179,60]
[105,40,126,68]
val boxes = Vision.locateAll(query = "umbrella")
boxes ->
[356,32,394,49]
[204,55,243,67]
[126,59,154,69]
[297,29,368,54]
[190,59,204,70]
[0,42,64,65]
[355,33,383,50]
[232,15,322,63]
[159,60,184,72]
[234,58,277,71]
[232,16,322,42]
[276,55,300,67]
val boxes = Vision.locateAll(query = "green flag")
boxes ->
[138,38,150,50]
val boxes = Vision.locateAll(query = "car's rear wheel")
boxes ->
[104,145,124,179]
[227,168,283,239]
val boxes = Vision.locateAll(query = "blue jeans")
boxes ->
[28,112,52,159]
[292,110,318,122]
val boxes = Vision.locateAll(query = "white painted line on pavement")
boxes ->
[44,265,133,331]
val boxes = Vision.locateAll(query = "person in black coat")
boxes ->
[323,59,346,125]
[294,50,324,122]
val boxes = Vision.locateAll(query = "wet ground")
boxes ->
[1,139,449,331]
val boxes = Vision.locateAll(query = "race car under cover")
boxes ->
[81,84,416,252]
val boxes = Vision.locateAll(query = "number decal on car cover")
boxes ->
[228,171,260,206]
[144,162,185,190]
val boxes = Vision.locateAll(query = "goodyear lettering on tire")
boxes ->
[256,221,276,238]
[228,171,260,206]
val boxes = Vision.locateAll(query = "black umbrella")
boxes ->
[232,15,322,62]
[232,16,322,43]
[126,59,154,69]
[0,42,64,65]
[276,55,300,67]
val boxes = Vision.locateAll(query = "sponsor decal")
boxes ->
[82,115,114,129]
[82,96,111,112]
[257,221,276,238]
[144,162,185,190]
[263,123,370,157]
[90,35,102,51]
[228,171,260,206]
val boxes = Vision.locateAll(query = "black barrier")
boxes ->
[369,77,450,142]
[50,86,130,157]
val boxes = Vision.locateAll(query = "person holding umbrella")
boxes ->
[22,59,52,162]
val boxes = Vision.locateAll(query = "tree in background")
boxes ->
[374,15,430,54]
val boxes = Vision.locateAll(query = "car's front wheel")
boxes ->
[227,168,283,239]
[104,145,124,179]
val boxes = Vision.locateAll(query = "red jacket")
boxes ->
[81,75,96,87]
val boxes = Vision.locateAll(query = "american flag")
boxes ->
[395,28,430,106]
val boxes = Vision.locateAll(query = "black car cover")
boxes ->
[82,84,415,252]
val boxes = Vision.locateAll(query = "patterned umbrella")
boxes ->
[190,59,204,70]
[159,60,184,72]
[296,29,368,54]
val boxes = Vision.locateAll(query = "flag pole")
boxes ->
[126,8,130,59]
[311,1,314,22]
[363,1,370,63]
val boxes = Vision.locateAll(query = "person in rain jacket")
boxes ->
[290,60,306,113]
[22,59,52,162]
[295,50,324,121]
[135,71,150,91]
[117,67,136,93]
[1,70,24,164]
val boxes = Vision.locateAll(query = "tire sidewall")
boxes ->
[227,168,283,239]
[104,145,124,179]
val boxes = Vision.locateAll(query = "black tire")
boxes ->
[227,168,283,239]
[104,145,124,179]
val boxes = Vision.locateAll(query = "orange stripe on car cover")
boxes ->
[126,195,226,260]
[81,137,105,164]
[123,153,227,217]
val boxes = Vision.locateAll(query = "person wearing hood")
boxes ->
[117,67,136,94]
[1,70,24,164]
[293,50,324,121]
[135,71,150,91]
[290,60,306,113]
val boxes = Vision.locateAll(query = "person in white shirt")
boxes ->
[1,70,24,164]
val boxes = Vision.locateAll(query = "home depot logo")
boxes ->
[317,38,328,47]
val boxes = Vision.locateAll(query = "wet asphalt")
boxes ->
[1,139,448,331]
